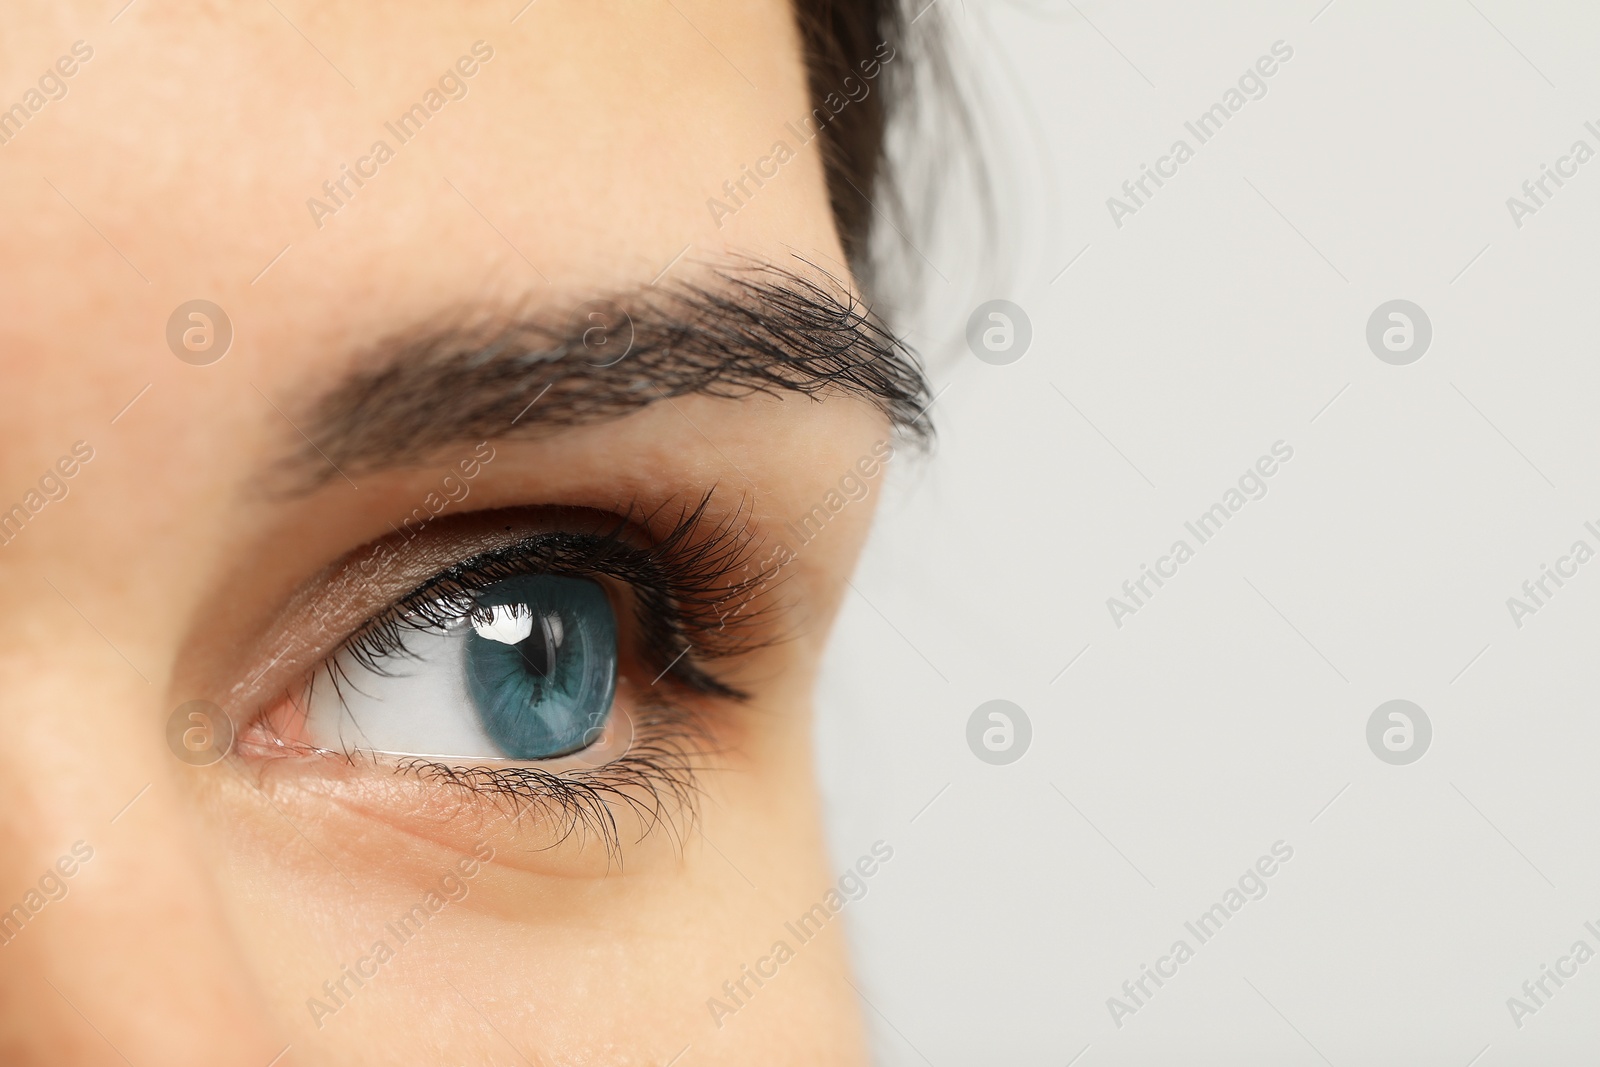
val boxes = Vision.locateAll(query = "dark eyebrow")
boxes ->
[278,260,932,488]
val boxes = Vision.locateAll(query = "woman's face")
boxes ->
[0,3,905,1063]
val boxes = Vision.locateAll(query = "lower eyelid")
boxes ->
[234,695,715,863]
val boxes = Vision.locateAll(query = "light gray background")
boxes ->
[816,1,1600,1063]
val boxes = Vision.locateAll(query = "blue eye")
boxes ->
[302,573,620,762]
[464,575,617,759]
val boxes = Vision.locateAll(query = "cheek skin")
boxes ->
[187,621,867,1063]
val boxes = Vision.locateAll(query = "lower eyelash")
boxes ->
[393,698,713,863]
[237,694,713,863]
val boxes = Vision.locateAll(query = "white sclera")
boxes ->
[304,619,507,760]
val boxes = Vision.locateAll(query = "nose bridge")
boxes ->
[0,658,281,1066]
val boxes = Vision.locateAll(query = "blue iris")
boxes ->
[463,575,617,759]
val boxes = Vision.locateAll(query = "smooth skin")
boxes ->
[0,2,887,1063]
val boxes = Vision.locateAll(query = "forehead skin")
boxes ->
[0,0,859,575]
[0,2,881,1065]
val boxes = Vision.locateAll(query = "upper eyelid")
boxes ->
[343,531,646,672]
[216,495,781,725]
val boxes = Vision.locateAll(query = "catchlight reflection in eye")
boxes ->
[304,575,618,761]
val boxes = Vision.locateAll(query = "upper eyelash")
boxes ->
[340,490,783,701]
